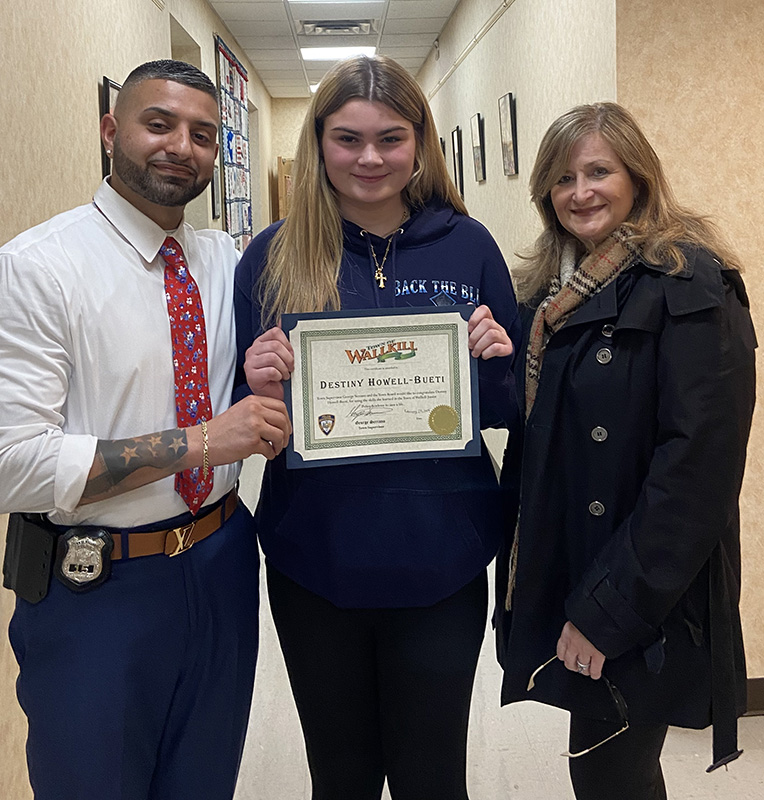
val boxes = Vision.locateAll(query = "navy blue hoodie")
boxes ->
[234,200,520,607]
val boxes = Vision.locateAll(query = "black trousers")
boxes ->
[266,564,488,800]
[568,714,669,800]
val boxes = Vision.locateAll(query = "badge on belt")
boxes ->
[55,528,113,592]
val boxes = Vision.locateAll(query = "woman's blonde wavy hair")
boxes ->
[258,55,466,328]
[514,102,740,303]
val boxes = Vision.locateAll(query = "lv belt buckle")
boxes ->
[166,522,197,557]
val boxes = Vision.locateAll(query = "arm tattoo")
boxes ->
[81,428,188,501]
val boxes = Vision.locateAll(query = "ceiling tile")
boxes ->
[287,2,386,22]
[305,67,334,80]
[239,36,297,50]
[380,45,432,59]
[271,88,311,98]
[383,17,447,35]
[387,57,422,70]
[379,33,438,48]
[212,2,288,22]
[389,0,459,19]
[249,55,304,67]
[214,0,458,97]
[256,69,307,80]
[226,19,292,36]
[300,59,347,71]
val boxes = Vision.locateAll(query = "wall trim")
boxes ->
[746,677,764,715]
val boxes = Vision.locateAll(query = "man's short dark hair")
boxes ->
[118,59,219,105]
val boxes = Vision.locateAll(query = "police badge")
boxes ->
[318,414,335,436]
[55,528,113,592]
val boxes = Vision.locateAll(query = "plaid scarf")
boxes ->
[506,226,640,608]
[524,226,639,417]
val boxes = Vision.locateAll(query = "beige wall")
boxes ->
[271,98,311,161]
[418,0,617,264]
[0,0,274,247]
[616,0,764,678]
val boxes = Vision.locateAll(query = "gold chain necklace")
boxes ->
[360,208,409,289]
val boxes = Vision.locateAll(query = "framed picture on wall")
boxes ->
[451,126,464,198]
[100,76,122,178]
[498,92,518,176]
[470,113,486,182]
[215,35,253,252]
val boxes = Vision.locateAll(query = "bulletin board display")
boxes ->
[215,36,252,252]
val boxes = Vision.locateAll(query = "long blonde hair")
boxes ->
[258,55,466,327]
[514,102,740,303]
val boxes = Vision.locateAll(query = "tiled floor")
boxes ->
[235,458,764,800]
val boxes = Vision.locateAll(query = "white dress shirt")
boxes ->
[0,179,241,526]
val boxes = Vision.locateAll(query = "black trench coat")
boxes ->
[495,248,757,769]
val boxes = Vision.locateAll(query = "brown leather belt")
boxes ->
[111,491,238,560]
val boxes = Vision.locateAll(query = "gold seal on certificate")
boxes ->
[428,405,460,435]
[282,307,480,467]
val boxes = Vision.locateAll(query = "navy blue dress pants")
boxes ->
[9,503,259,800]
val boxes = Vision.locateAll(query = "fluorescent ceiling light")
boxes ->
[301,46,376,60]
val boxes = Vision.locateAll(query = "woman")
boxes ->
[495,102,756,799]
[234,56,520,800]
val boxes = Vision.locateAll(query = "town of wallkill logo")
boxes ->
[344,340,416,364]
[318,414,335,435]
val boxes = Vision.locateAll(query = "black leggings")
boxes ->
[266,564,488,800]
[568,714,669,800]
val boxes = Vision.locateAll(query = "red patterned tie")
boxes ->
[161,236,213,514]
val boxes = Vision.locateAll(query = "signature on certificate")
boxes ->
[348,403,394,420]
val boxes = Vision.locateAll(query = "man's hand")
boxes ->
[200,395,292,463]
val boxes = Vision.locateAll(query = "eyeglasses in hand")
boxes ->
[527,655,630,758]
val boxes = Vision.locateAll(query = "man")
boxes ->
[0,60,290,800]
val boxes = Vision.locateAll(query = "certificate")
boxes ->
[283,306,480,468]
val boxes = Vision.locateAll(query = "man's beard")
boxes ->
[111,139,210,207]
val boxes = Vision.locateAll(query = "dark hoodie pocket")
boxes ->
[274,477,485,575]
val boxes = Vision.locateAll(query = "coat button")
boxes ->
[596,347,613,364]
[601,324,615,338]
[589,501,605,516]
[591,426,608,442]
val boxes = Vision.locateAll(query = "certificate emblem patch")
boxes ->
[318,414,335,436]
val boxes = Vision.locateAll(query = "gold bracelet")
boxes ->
[201,419,210,479]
